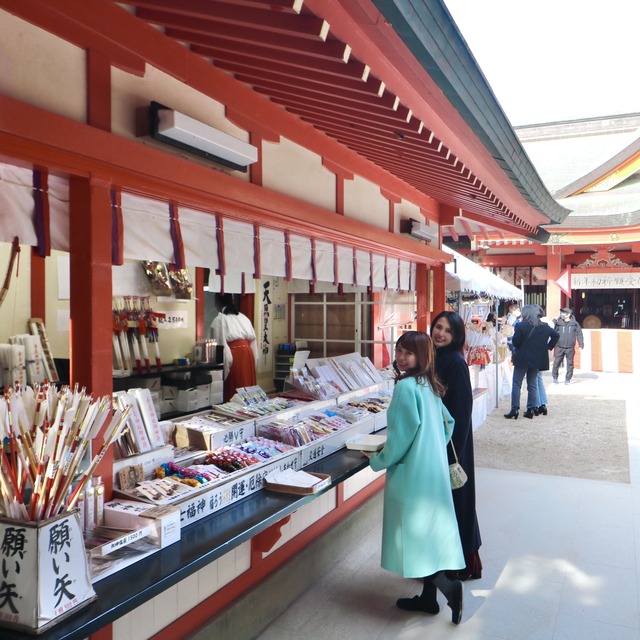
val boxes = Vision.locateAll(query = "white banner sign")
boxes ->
[572,271,640,289]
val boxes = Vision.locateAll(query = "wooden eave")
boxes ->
[0,0,563,239]
[554,138,640,198]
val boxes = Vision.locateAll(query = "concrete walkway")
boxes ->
[250,371,640,640]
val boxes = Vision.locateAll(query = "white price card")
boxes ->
[157,310,188,329]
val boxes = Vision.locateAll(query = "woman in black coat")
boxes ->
[505,304,559,420]
[431,311,482,580]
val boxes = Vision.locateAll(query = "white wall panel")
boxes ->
[0,10,86,122]
[262,138,335,211]
[343,175,388,230]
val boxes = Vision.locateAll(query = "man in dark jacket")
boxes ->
[552,308,584,385]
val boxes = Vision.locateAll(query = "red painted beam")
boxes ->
[0,95,449,265]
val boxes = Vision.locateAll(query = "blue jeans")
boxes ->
[511,366,539,410]
[537,372,547,406]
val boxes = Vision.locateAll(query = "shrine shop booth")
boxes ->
[0,45,448,640]
[443,245,524,428]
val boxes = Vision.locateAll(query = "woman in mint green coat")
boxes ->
[368,331,465,624]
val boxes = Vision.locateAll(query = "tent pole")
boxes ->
[494,299,500,408]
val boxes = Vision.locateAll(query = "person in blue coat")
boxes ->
[505,305,559,420]
[366,331,465,624]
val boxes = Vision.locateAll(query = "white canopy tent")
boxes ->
[443,245,523,301]
[443,245,522,413]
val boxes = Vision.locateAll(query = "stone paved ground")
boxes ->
[473,369,631,483]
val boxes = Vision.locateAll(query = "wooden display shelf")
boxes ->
[0,441,380,640]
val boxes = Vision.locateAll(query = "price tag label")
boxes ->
[157,310,188,329]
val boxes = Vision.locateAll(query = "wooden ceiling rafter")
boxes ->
[6,0,546,240]
[175,30,349,64]
[234,70,395,109]
[192,45,370,82]
[309,135,499,200]
[124,0,543,237]
[135,10,337,56]
[256,84,415,127]
[126,0,321,36]
[221,59,387,98]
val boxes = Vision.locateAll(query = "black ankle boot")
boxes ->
[447,580,463,625]
[538,404,547,415]
[429,572,462,623]
[396,595,440,615]
[523,408,535,419]
[504,408,519,419]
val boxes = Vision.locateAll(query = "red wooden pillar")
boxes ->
[431,263,446,320]
[415,263,428,332]
[68,176,114,499]
[68,176,113,395]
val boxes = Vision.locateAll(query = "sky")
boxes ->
[442,0,640,126]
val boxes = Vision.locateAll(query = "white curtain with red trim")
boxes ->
[290,234,313,280]
[0,164,38,246]
[0,162,421,294]
[223,218,255,276]
[371,253,386,289]
[179,207,218,272]
[355,249,371,287]
[386,258,399,291]
[259,227,287,277]
[48,174,70,252]
[314,240,335,283]
[336,244,354,285]
[399,259,411,291]
[121,193,174,262]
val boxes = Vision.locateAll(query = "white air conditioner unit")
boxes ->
[148,102,258,172]
[408,218,439,243]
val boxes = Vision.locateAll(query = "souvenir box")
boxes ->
[0,511,96,634]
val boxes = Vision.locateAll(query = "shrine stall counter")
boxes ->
[1,443,378,640]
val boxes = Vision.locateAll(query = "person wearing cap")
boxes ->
[552,308,584,385]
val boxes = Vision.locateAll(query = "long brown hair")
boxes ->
[395,331,445,397]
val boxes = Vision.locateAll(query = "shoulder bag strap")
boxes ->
[442,403,460,463]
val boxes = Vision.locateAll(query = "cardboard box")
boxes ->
[172,418,254,451]
[104,500,181,548]
[176,390,199,413]
[162,385,178,400]
[126,375,161,392]
[161,398,177,415]
[209,368,224,383]
[210,391,224,406]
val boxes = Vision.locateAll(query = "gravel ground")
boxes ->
[473,370,631,483]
